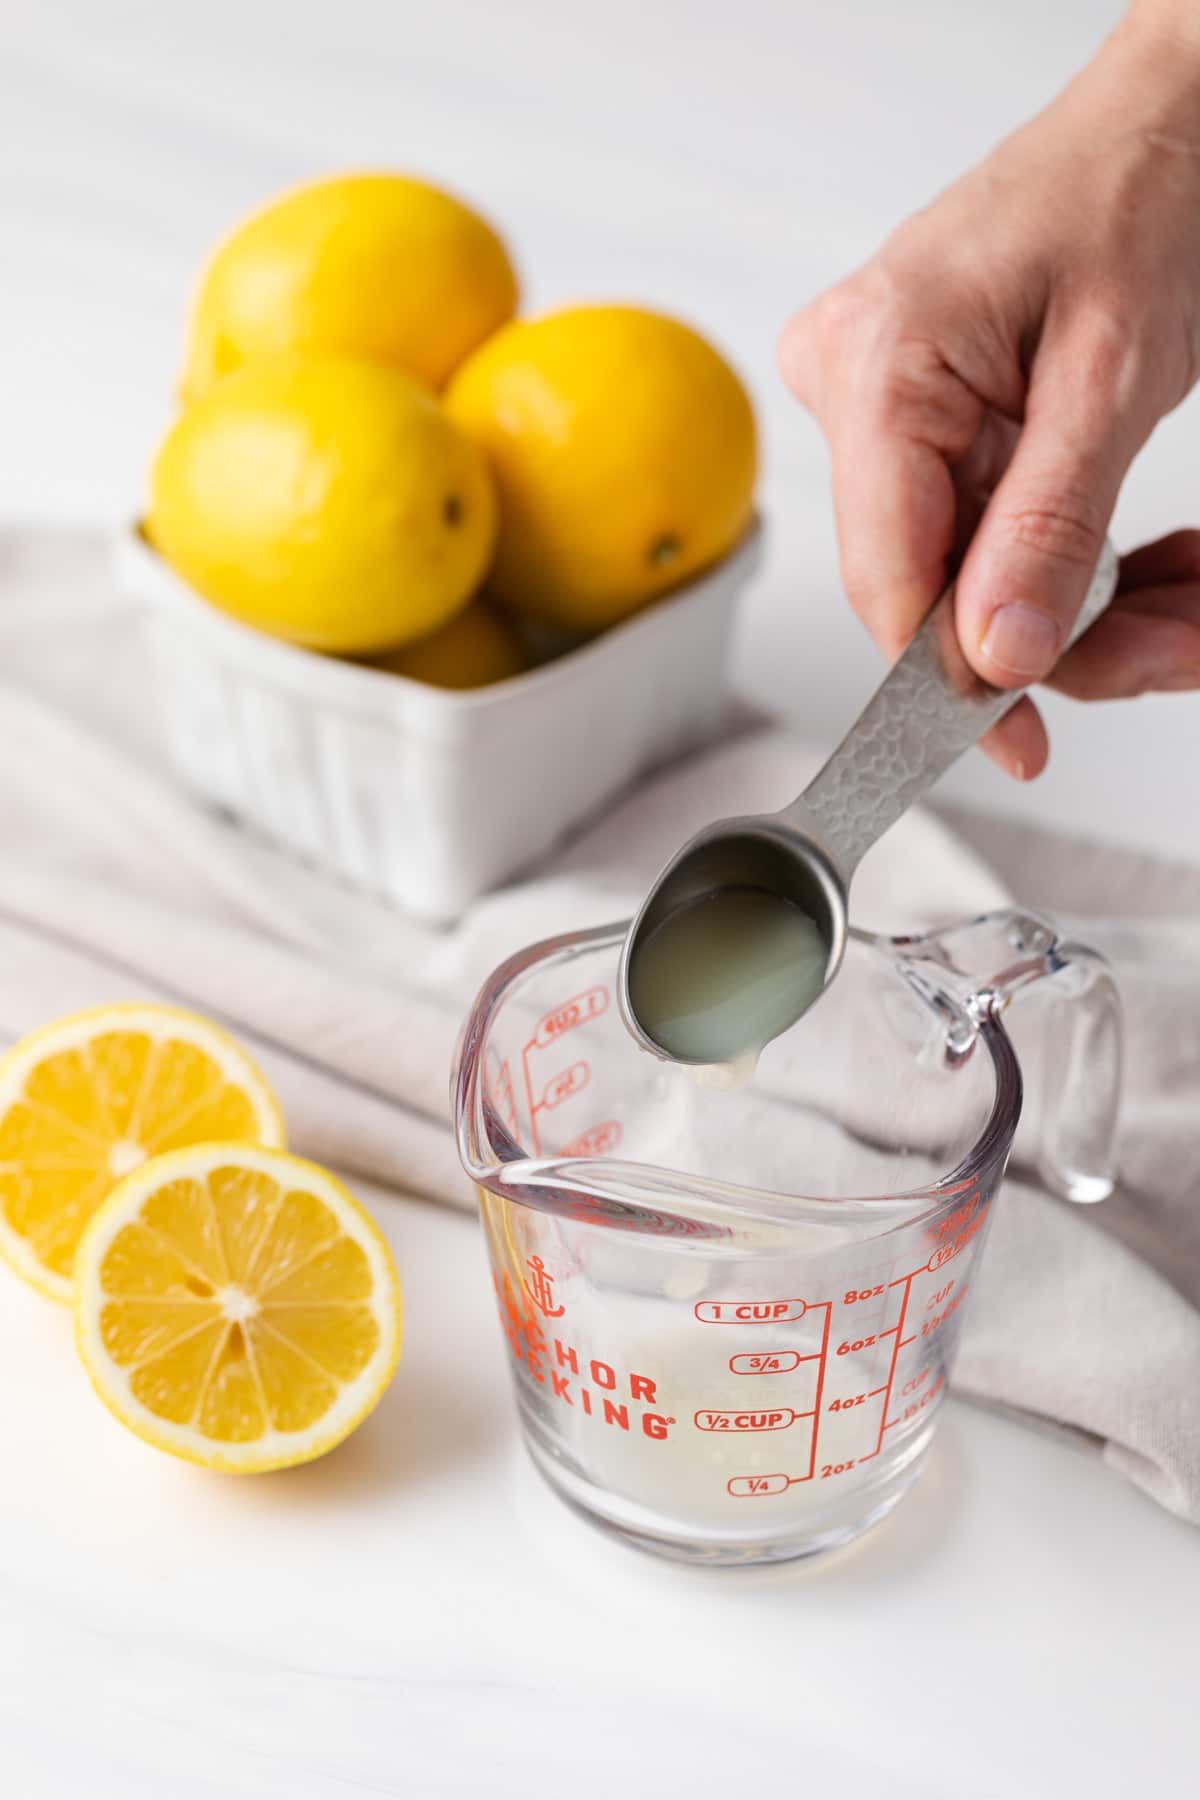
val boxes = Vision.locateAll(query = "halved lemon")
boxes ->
[0,1005,285,1302]
[74,1144,402,1472]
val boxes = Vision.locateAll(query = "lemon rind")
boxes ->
[0,1004,286,1303]
[73,1142,402,1473]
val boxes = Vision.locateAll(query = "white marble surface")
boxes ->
[3,3,1199,1795]
[3,1184,1197,1799]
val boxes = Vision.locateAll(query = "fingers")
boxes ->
[827,429,958,660]
[980,697,1050,780]
[1116,528,1200,593]
[949,412,1021,558]
[1047,578,1200,699]
[779,296,1051,780]
[779,303,985,659]
[1045,528,1200,697]
[954,326,1154,688]
[778,291,1193,784]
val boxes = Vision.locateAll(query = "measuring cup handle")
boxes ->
[902,910,1122,1203]
[999,922,1121,1203]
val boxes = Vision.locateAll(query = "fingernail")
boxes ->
[981,604,1062,677]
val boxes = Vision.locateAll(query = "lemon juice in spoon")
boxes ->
[626,887,828,1083]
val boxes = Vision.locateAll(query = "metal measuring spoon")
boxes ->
[619,539,1120,1066]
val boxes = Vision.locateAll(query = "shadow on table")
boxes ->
[727,1410,971,1595]
[211,1344,507,1511]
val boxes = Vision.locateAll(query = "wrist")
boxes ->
[1074,4,1200,147]
[1112,2,1200,91]
[1122,0,1200,48]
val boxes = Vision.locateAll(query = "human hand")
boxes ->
[779,1,1200,777]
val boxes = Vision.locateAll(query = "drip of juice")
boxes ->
[628,887,829,1079]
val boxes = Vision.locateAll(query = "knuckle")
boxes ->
[814,276,887,348]
[849,258,906,321]
[1063,303,1175,423]
[780,266,907,405]
[1073,306,1141,378]
[1000,490,1107,567]
[776,311,814,391]
[876,336,982,453]
[778,275,882,396]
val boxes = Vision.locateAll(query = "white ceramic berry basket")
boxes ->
[116,522,763,921]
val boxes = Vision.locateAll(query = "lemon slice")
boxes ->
[74,1144,402,1472]
[0,1005,285,1301]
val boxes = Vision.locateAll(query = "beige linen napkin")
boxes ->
[2,528,1198,1523]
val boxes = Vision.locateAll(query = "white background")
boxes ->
[3,3,1199,1795]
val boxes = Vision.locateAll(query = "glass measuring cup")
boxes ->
[454,910,1120,1565]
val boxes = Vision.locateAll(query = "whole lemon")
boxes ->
[181,173,519,403]
[366,599,527,689]
[147,355,497,654]
[444,305,757,632]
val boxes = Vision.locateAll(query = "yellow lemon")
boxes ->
[0,1005,284,1302]
[181,172,518,402]
[366,598,527,689]
[445,304,758,632]
[74,1144,402,1472]
[147,355,497,654]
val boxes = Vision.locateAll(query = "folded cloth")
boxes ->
[2,528,1199,1524]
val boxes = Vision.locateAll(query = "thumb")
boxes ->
[955,347,1145,687]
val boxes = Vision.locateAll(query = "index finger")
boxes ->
[828,423,958,658]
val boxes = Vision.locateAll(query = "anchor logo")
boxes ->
[523,1254,565,1318]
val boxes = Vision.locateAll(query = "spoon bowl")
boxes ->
[619,813,846,1067]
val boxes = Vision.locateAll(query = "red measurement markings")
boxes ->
[532,987,609,1049]
[728,1351,810,1375]
[694,1298,806,1325]
[928,1207,987,1270]
[933,1188,981,1239]
[835,1332,881,1356]
[521,986,610,1154]
[872,1273,913,1455]
[827,1385,888,1412]
[727,1473,790,1497]
[883,1370,946,1430]
[540,1060,589,1109]
[924,1188,987,1269]
[694,1407,810,1433]
[559,1120,623,1157]
[922,1285,969,1337]
[806,1298,834,1479]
